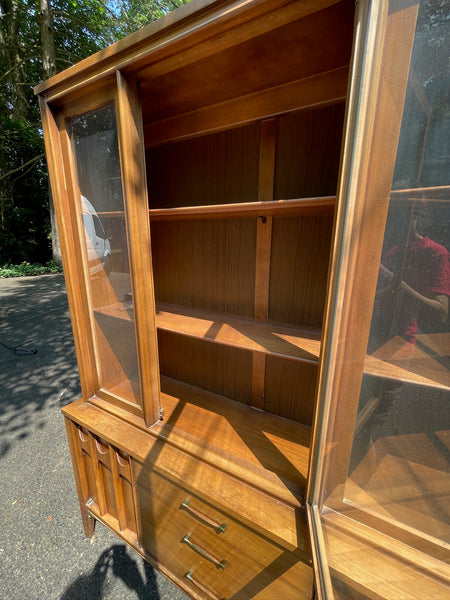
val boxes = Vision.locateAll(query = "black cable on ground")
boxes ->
[0,341,37,356]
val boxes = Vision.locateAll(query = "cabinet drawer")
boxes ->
[136,469,313,600]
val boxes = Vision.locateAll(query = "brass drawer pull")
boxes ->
[181,498,227,533]
[182,534,227,570]
[184,570,227,600]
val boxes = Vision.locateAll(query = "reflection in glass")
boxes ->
[70,104,140,404]
[347,0,450,544]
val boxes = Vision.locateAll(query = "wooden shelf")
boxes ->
[155,302,321,364]
[149,197,335,221]
[364,335,450,390]
[94,302,322,364]
[154,376,312,506]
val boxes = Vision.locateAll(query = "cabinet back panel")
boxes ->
[146,124,259,208]
[274,103,345,199]
[158,330,252,405]
[265,357,317,426]
[269,215,333,328]
[151,219,256,316]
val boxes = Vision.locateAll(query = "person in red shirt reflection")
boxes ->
[381,232,449,337]
[351,203,450,467]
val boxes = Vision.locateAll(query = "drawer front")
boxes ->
[136,469,313,600]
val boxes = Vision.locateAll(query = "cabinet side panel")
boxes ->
[151,219,257,316]
[269,214,334,327]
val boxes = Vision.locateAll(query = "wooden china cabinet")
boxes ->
[36,0,449,597]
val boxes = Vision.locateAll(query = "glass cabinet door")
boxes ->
[68,102,141,407]
[308,0,450,598]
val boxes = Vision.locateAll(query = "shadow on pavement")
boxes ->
[0,274,189,600]
[61,544,161,600]
[0,274,81,458]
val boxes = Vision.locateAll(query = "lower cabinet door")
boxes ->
[135,469,313,600]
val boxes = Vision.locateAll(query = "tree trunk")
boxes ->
[39,0,61,264]
[39,0,56,80]
[0,0,29,119]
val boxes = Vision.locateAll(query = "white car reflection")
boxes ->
[81,195,111,274]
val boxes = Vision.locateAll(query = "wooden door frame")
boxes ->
[39,74,160,426]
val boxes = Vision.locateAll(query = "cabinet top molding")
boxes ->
[34,0,343,102]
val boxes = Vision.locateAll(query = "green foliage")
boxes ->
[106,0,190,39]
[0,115,50,264]
[0,0,190,266]
[0,261,63,277]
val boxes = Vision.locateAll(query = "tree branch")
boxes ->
[0,153,45,182]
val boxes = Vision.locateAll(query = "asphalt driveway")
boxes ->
[0,273,188,600]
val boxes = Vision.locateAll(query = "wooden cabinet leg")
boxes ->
[80,504,95,538]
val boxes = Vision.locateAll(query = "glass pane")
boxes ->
[70,104,140,405]
[346,0,450,543]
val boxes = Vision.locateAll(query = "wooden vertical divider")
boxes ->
[252,119,277,409]
[251,353,267,410]
[109,446,128,531]
[116,71,161,427]
[89,435,108,516]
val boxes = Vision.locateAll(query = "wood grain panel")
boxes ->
[135,470,314,600]
[147,124,259,208]
[265,357,318,426]
[274,103,345,199]
[151,219,257,316]
[269,215,334,328]
[144,68,349,148]
[158,330,252,405]
[140,2,353,125]
[64,394,311,543]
